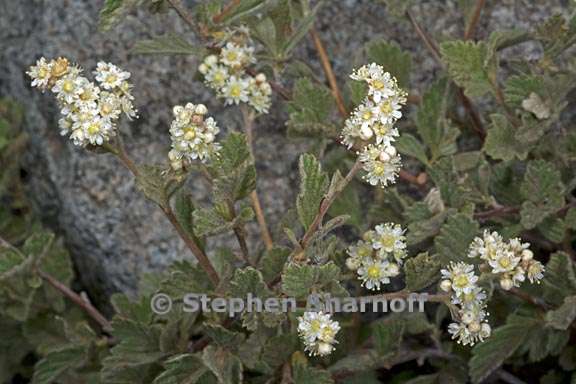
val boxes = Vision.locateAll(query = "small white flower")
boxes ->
[52,73,82,104]
[359,144,401,187]
[93,62,131,90]
[357,259,391,290]
[488,249,520,274]
[373,223,406,254]
[27,57,53,91]
[297,312,340,357]
[441,262,478,297]
[168,103,221,168]
[222,76,250,105]
[526,260,545,283]
[220,42,253,68]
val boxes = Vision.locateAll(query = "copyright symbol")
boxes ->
[151,293,172,315]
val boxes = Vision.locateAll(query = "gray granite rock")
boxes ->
[0,0,569,308]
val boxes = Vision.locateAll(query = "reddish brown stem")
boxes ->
[464,0,486,40]
[38,269,112,332]
[212,0,242,24]
[310,28,348,117]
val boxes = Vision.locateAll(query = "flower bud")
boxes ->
[480,323,491,338]
[317,342,334,356]
[387,263,400,276]
[468,321,481,333]
[346,257,360,271]
[360,126,373,140]
[255,73,267,83]
[198,63,208,74]
[205,55,218,66]
[500,277,513,291]
[384,145,397,157]
[522,249,533,261]
[379,151,391,162]
[195,104,208,115]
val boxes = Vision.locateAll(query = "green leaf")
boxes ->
[546,296,576,330]
[132,34,206,56]
[415,80,459,161]
[282,262,344,299]
[296,154,329,230]
[504,75,545,107]
[136,164,172,208]
[440,41,496,98]
[469,315,540,384]
[287,79,336,138]
[404,252,442,291]
[372,317,405,356]
[99,0,139,31]
[293,359,334,384]
[259,247,290,283]
[483,114,528,161]
[543,252,576,305]
[282,4,321,56]
[520,160,564,229]
[193,205,233,237]
[153,354,207,384]
[537,217,566,244]
[229,267,271,298]
[435,213,479,263]
[365,40,412,88]
[32,345,86,384]
[210,133,256,201]
[201,345,243,384]
[396,134,428,165]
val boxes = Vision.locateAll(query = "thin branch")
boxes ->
[506,287,549,311]
[299,158,363,250]
[227,201,253,266]
[109,143,221,286]
[405,10,486,140]
[38,269,113,332]
[310,28,348,117]
[464,0,486,40]
[495,369,527,384]
[166,0,203,38]
[212,0,241,24]
[241,106,274,251]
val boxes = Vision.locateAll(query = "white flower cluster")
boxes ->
[440,262,491,346]
[345,223,407,290]
[468,230,545,290]
[27,57,137,147]
[168,103,221,170]
[297,311,340,356]
[342,63,407,187]
[198,31,272,114]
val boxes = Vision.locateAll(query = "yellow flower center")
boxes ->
[362,110,372,120]
[38,67,49,79]
[380,234,395,249]
[230,84,242,98]
[358,246,371,258]
[62,80,74,93]
[226,51,238,62]
[321,327,335,340]
[87,123,100,135]
[310,319,321,333]
[184,128,197,140]
[453,274,469,288]
[380,101,392,114]
[373,163,385,176]
[373,123,388,136]
[367,265,381,279]
[499,257,511,268]
[105,74,118,85]
[372,80,384,89]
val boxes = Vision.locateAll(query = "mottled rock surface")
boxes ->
[0,0,569,307]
